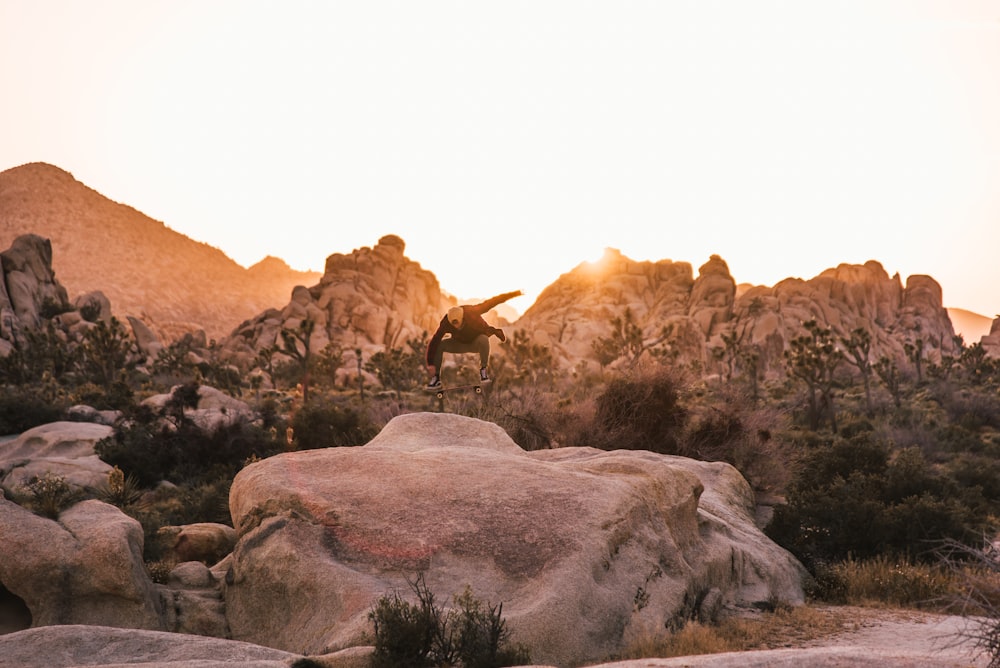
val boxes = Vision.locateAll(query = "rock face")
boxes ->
[0,162,321,341]
[0,421,113,495]
[0,498,164,632]
[516,250,959,376]
[225,413,806,666]
[982,317,1000,359]
[219,234,453,372]
[0,234,69,339]
[0,233,168,366]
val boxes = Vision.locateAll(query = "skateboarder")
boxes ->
[425,290,521,390]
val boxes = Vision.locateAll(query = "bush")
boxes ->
[96,397,284,487]
[592,367,687,453]
[368,575,530,668]
[680,387,790,494]
[14,472,81,519]
[767,434,980,569]
[0,387,65,435]
[291,398,378,449]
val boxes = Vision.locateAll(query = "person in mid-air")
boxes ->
[425,290,522,390]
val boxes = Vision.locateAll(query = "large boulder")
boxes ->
[225,413,806,666]
[0,624,371,668]
[0,421,113,495]
[0,498,164,631]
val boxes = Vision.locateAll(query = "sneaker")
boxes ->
[479,368,491,383]
[426,375,442,390]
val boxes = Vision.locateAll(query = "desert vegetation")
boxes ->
[3,311,1000,664]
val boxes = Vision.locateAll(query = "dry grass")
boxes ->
[815,555,957,610]
[620,604,855,659]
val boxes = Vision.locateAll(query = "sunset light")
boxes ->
[2,1,999,317]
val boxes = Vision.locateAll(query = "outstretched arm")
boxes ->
[474,290,522,314]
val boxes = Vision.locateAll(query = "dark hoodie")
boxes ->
[425,290,521,365]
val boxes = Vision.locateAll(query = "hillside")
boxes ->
[0,163,320,340]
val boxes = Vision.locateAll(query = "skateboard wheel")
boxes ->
[436,392,444,399]
[475,386,483,394]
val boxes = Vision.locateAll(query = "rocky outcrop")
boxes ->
[141,384,255,431]
[0,234,69,338]
[982,317,1000,359]
[0,162,321,341]
[0,498,164,631]
[0,421,113,495]
[225,413,806,666]
[219,235,453,375]
[0,233,169,367]
[515,252,959,377]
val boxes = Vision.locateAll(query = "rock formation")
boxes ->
[0,162,321,341]
[218,234,454,374]
[0,421,113,496]
[0,233,168,367]
[515,250,961,376]
[982,317,1000,359]
[0,498,164,631]
[225,412,805,666]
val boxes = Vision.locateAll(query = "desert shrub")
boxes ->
[681,387,790,494]
[592,366,688,453]
[96,398,284,487]
[368,575,529,668]
[0,386,65,434]
[767,434,978,569]
[69,379,135,411]
[94,466,143,508]
[291,398,378,449]
[455,386,557,451]
[934,383,1000,431]
[948,454,1000,510]
[14,472,81,519]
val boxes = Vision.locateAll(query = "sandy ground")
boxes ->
[589,607,992,668]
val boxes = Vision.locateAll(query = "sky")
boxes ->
[2,1,999,318]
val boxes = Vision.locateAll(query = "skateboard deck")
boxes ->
[425,383,486,399]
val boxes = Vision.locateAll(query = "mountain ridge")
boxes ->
[0,162,320,340]
[0,161,994,347]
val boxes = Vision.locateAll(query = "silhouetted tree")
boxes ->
[841,327,874,415]
[279,318,315,403]
[784,320,843,432]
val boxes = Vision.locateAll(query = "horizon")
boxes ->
[2,2,999,318]
[0,157,997,342]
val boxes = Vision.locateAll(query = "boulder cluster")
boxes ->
[1,410,806,667]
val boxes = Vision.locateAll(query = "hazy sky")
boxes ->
[2,1,999,317]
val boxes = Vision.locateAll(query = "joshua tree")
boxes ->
[784,320,843,432]
[841,327,874,415]
[279,318,316,403]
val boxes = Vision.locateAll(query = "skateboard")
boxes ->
[425,383,486,399]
